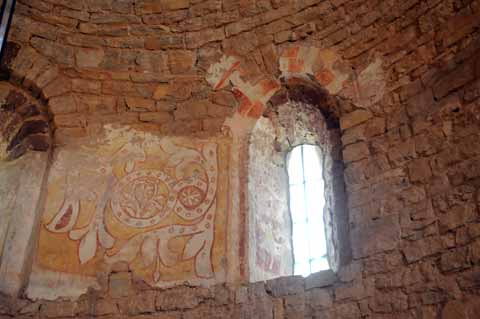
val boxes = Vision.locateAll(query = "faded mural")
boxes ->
[248,117,293,282]
[28,125,230,299]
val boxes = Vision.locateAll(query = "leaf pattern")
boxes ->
[44,138,219,285]
[125,160,135,173]
[79,229,97,264]
[153,258,161,283]
[46,200,79,233]
[158,239,178,267]
[141,236,156,267]
[69,226,89,240]
[183,233,205,260]
[98,222,115,249]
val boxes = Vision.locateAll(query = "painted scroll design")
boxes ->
[43,137,218,283]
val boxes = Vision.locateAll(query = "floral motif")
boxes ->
[42,135,219,284]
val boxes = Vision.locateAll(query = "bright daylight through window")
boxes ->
[287,144,329,276]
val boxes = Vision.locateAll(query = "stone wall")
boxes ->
[0,0,479,317]
[1,268,479,318]
[3,0,479,138]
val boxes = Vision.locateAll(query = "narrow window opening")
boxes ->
[287,144,329,276]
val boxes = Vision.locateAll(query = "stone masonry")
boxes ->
[0,82,51,160]
[0,0,480,318]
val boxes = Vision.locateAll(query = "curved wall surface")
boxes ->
[0,0,479,318]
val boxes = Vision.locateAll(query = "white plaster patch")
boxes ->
[206,55,240,90]
[223,112,257,138]
[26,266,101,301]
[354,58,386,108]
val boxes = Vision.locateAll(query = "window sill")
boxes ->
[305,269,337,290]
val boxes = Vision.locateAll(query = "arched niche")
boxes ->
[247,78,351,281]
[0,81,52,297]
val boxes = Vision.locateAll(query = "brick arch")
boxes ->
[207,46,357,276]
[0,81,51,161]
[0,61,53,297]
[266,76,341,129]
[206,45,384,134]
[0,42,52,161]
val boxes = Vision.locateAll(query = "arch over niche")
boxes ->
[206,45,386,134]
[0,81,51,160]
[206,46,380,280]
[248,78,351,281]
[0,79,52,297]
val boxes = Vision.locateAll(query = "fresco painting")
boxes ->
[32,125,229,294]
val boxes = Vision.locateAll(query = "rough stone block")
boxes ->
[152,84,171,100]
[125,97,155,112]
[135,51,168,72]
[387,140,416,166]
[235,286,248,304]
[440,247,469,272]
[335,278,373,301]
[207,103,233,118]
[433,61,475,99]
[307,289,332,309]
[334,302,360,318]
[125,290,156,315]
[42,301,85,318]
[351,215,401,258]
[186,28,225,49]
[173,100,209,120]
[139,111,172,124]
[95,299,117,316]
[340,110,373,130]
[439,204,477,233]
[109,272,132,298]
[145,34,185,50]
[343,142,370,163]
[75,48,105,68]
[403,237,443,263]
[284,293,305,319]
[266,276,304,297]
[75,94,117,114]
[408,158,432,182]
[42,77,71,99]
[437,15,480,48]
[72,79,101,94]
[406,87,436,117]
[30,37,74,65]
[49,95,77,114]
[168,50,196,74]
[305,270,337,290]
[156,287,212,311]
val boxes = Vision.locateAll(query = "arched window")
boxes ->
[248,82,351,282]
[287,144,329,276]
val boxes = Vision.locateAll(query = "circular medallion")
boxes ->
[178,185,205,209]
[111,170,176,228]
